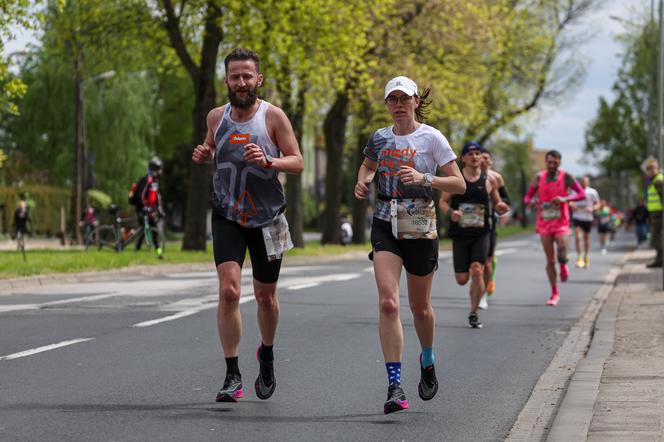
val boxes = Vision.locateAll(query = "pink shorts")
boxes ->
[537,225,569,237]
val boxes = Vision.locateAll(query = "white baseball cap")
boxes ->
[384,76,418,99]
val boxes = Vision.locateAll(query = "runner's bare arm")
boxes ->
[192,107,223,163]
[439,191,461,222]
[524,174,539,207]
[554,173,585,203]
[490,186,510,214]
[264,105,304,174]
[355,158,377,200]
[435,160,466,194]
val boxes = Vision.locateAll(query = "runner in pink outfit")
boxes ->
[524,150,585,306]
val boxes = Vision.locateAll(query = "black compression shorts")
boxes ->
[451,233,490,273]
[369,218,439,276]
[573,219,592,233]
[487,227,497,258]
[211,210,282,284]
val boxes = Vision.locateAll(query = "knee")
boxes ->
[219,283,241,305]
[409,301,431,321]
[470,263,484,281]
[379,296,400,318]
[455,273,469,285]
[254,288,277,308]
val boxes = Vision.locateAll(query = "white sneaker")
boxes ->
[478,295,488,310]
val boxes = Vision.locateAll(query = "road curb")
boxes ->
[0,251,368,294]
[505,250,632,442]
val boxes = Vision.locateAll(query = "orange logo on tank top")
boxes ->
[230,133,250,144]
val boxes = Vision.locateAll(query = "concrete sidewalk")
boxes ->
[548,248,664,441]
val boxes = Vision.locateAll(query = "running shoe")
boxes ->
[487,280,496,296]
[255,347,276,400]
[384,384,409,414]
[215,373,243,402]
[468,312,482,329]
[576,257,584,268]
[478,294,488,310]
[546,293,560,306]
[560,263,569,282]
[418,356,438,401]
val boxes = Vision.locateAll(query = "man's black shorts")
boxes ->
[369,218,438,276]
[211,210,282,284]
[451,233,490,273]
[573,219,592,233]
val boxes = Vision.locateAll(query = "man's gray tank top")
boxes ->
[212,100,285,228]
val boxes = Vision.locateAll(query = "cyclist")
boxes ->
[192,48,304,404]
[355,75,464,413]
[80,205,99,245]
[129,157,165,258]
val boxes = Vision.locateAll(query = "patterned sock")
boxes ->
[421,347,435,368]
[386,362,402,386]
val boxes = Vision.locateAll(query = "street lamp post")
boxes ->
[71,52,115,244]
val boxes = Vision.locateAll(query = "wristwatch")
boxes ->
[264,153,274,169]
[422,172,434,187]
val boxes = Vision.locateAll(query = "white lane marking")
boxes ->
[282,273,361,291]
[0,338,95,361]
[132,294,255,328]
[495,248,517,257]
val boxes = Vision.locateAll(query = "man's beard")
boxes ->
[228,86,259,109]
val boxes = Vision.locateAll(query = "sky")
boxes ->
[2,1,643,176]
[526,0,640,176]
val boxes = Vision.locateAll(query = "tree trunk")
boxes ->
[351,99,372,244]
[321,92,349,244]
[72,48,85,245]
[177,2,222,251]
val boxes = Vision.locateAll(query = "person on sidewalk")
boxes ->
[524,150,586,306]
[13,195,31,240]
[644,158,663,267]
[479,148,510,308]
[440,142,509,328]
[570,176,600,268]
[631,199,649,245]
[354,75,465,414]
[192,48,304,403]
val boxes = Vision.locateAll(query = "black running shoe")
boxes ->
[255,348,276,400]
[384,384,409,414]
[215,373,243,402]
[418,358,438,401]
[468,312,483,329]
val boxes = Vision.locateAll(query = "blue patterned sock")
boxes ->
[421,347,435,368]
[386,362,402,386]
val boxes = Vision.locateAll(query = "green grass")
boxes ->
[0,224,533,280]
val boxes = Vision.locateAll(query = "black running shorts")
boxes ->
[211,210,282,284]
[369,218,439,276]
[573,219,592,233]
[451,233,490,274]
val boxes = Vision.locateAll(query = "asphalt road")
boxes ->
[0,232,632,442]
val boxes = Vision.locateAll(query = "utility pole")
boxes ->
[73,47,85,245]
[659,0,664,288]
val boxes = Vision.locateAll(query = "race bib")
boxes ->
[458,203,485,228]
[540,202,561,221]
[390,199,438,240]
[262,213,294,262]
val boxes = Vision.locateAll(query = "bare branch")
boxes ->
[160,0,198,79]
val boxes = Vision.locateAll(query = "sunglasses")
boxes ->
[385,95,414,105]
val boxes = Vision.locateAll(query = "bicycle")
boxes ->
[87,205,164,258]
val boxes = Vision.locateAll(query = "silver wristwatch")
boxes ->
[423,172,434,187]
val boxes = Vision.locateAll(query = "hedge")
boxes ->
[0,185,71,236]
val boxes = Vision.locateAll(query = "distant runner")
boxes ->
[570,176,600,268]
[524,150,585,306]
